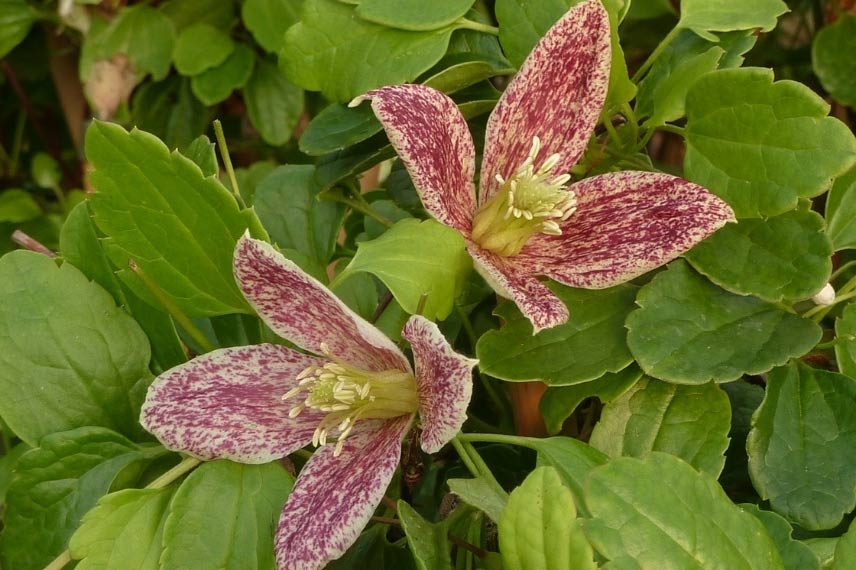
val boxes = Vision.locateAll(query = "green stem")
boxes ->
[334,194,394,228]
[456,432,536,448]
[43,550,71,570]
[460,440,505,497]
[832,260,856,282]
[631,25,682,83]
[147,456,202,489]
[816,335,856,350]
[601,111,623,148]
[328,268,354,291]
[657,123,686,136]
[451,437,481,478]
[806,291,856,321]
[213,120,246,209]
[10,111,25,176]
[454,17,499,36]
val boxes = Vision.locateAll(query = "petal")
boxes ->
[234,235,409,372]
[354,84,476,234]
[469,243,569,333]
[479,0,611,204]
[275,416,412,570]
[402,315,477,453]
[140,344,324,463]
[518,171,736,288]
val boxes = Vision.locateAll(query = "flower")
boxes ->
[140,234,477,570]
[351,0,735,333]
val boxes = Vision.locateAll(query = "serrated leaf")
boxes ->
[742,504,821,570]
[131,76,209,149]
[812,14,856,108]
[447,477,508,522]
[0,0,36,58]
[173,22,234,76]
[281,0,455,102]
[832,518,856,570]
[356,0,474,31]
[242,0,302,53]
[590,377,731,476]
[343,218,470,320]
[87,121,268,318]
[397,500,451,570]
[181,134,218,176]
[678,0,787,37]
[476,284,637,386]
[685,209,832,302]
[244,59,304,146]
[499,466,595,570]
[626,260,822,384]
[0,251,152,445]
[748,363,856,530]
[685,68,856,218]
[0,189,40,222]
[299,103,382,156]
[191,43,255,106]
[825,165,856,251]
[94,5,176,80]
[160,460,294,570]
[585,453,784,569]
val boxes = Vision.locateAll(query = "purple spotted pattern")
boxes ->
[403,316,477,453]
[140,344,326,463]
[357,0,734,333]
[275,416,412,570]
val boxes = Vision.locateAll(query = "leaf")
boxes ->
[235,161,277,205]
[685,68,856,218]
[590,377,732,477]
[836,303,856,379]
[327,525,416,570]
[160,0,235,31]
[0,189,40,222]
[812,14,856,108]
[476,284,637,386]
[356,0,474,31]
[421,53,515,95]
[832,518,856,570]
[0,0,36,59]
[190,43,256,106]
[0,428,165,570]
[244,59,305,146]
[528,436,608,514]
[825,164,856,251]
[747,363,856,530]
[181,134,218,176]
[540,366,642,435]
[281,0,455,102]
[87,121,268,318]
[343,218,471,320]
[685,208,832,302]
[499,466,595,570]
[447,477,508,522]
[720,381,765,500]
[626,260,822,384]
[131,76,209,149]
[241,0,302,53]
[172,22,234,76]
[95,5,176,80]
[742,504,821,570]
[315,134,397,190]
[0,251,152,445]
[397,500,452,570]
[584,454,784,569]
[160,460,294,570]
[253,164,345,265]
[678,0,787,38]
[299,103,382,156]
[69,488,173,570]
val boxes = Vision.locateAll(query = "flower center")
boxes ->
[471,136,576,257]
[283,343,418,456]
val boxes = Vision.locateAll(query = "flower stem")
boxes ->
[147,456,202,489]
[213,119,246,209]
[451,437,481,478]
[631,25,681,83]
[454,18,499,36]
[451,437,506,498]
[456,432,536,448]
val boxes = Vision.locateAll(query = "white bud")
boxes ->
[812,283,836,306]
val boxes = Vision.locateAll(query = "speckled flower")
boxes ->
[352,0,734,333]
[140,234,476,570]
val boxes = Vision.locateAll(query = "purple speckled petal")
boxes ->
[275,415,412,570]
[354,85,477,234]
[479,0,611,204]
[140,344,324,463]
[518,171,736,288]
[234,235,409,372]
[402,315,477,453]
[469,243,569,333]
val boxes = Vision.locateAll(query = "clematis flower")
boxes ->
[352,0,735,333]
[140,234,477,570]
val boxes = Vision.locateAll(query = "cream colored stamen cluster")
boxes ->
[471,136,577,257]
[283,343,418,456]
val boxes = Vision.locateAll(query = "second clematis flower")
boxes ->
[352,0,735,333]
[140,234,477,570]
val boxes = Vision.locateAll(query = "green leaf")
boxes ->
[315,134,397,190]
[397,500,452,570]
[281,0,455,102]
[235,161,277,205]
[173,23,234,76]
[327,525,417,570]
[825,164,856,251]
[0,251,152,445]
[806,538,838,569]
[499,466,595,570]
[476,284,637,386]
[812,14,856,108]
[30,152,61,188]
[96,5,176,80]
[421,53,515,95]
[299,103,382,156]
[0,442,29,509]
[447,477,508,522]
[678,0,787,38]
[626,260,822,384]
[540,366,642,435]
[585,454,784,569]
[832,518,856,570]
[242,0,302,53]
[0,428,165,570]
[190,43,255,106]
[87,121,268,318]
[836,302,856,379]
[528,436,608,513]
[747,363,856,530]
[253,165,345,265]
[0,0,36,59]
[131,76,209,149]
[685,68,856,218]
[343,218,470,320]
[720,381,765,500]
[160,460,294,570]
[160,0,235,31]
[685,209,832,302]
[742,505,821,570]
[590,377,731,476]
[0,189,40,223]
[181,134,218,176]
[356,0,474,31]
[244,59,304,146]
[69,488,173,570]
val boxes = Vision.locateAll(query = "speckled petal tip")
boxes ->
[402,315,477,453]
[479,0,611,204]
[234,234,409,372]
[519,171,736,288]
[274,416,412,570]
[354,85,477,234]
[140,344,324,463]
